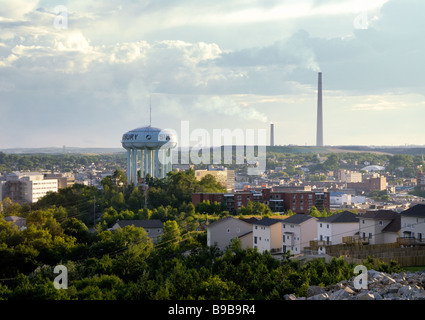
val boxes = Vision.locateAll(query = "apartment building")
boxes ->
[338,169,362,183]
[192,188,330,214]
[1,172,58,204]
[347,175,387,192]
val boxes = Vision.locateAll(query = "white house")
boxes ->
[252,218,283,254]
[358,210,400,245]
[316,211,359,254]
[282,214,317,255]
[207,216,256,250]
[399,204,425,244]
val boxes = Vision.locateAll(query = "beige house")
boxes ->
[282,214,317,255]
[207,216,256,250]
[252,218,283,254]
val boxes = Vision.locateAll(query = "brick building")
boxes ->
[347,175,387,193]
[192,188,330,214]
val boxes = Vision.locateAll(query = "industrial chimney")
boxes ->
[316,72,323,147]
[270,122,274,147]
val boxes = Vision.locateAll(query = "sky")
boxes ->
[0,0,424,149]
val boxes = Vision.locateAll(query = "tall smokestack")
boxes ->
[270,123,274,146]
[316,72,324,147]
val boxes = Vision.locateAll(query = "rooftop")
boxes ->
[400,204,425,218]
[360,210,398,220]
[283,214,315,224]
[318,211,359,223]
[115,219,164,229]
[253,218,284,226]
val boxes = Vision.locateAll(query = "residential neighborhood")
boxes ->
[206,203,425,266]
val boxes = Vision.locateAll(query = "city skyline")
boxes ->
[1,0,425,149]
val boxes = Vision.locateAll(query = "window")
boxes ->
[368,233,372,239]
[227,228,230,233]
[283,224,285,228]
[254,236,257,244]
[320,223,322,228]
[362,220,365,224]
[379,221,383,226]
[327,224,329,229]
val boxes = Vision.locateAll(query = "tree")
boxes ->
[238,201,272,216]
[159,220,181,251]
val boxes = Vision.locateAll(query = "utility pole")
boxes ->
[93,195,96,226]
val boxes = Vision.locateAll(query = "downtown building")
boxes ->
[192,188,330,214]
[194,165,235,192]
[0,172,58,204]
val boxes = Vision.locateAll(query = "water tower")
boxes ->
[121,126,177,185]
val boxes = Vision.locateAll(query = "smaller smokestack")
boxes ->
[270,123,274,147]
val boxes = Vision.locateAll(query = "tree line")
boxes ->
[0,168,403,300]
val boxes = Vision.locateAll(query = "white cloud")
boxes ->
[1,0,425,148]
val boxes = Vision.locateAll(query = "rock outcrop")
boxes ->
[285,269,425,300]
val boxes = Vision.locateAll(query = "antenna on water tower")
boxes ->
[149,95,152,127]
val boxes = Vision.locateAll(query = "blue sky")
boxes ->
[0,0,424,148]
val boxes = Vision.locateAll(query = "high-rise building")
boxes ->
[316,72,324,147]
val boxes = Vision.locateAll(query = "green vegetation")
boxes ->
[0,149,417,300]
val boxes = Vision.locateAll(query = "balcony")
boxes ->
[271,247,283,254]
[310,240,332,249]
[342,235,369,245]
[397,237,425,246]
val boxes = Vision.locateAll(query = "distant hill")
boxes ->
[0,147,125,154]
[2,145,425,156]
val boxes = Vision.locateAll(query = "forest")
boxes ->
[0,168,403,300]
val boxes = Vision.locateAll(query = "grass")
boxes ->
[402,266,425,273]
